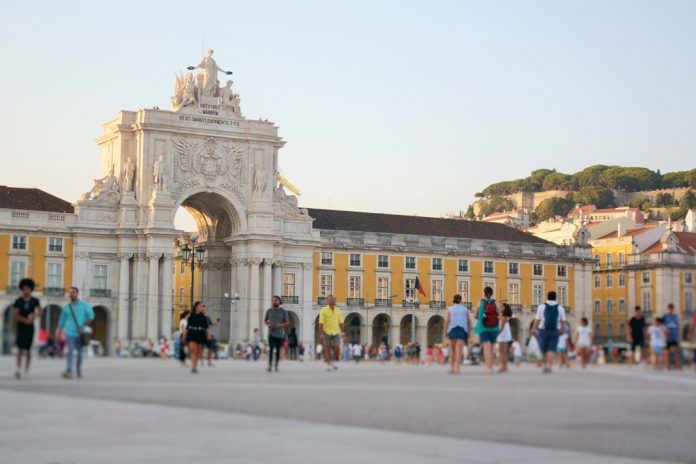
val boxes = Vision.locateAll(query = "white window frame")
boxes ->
[508,262,519,275]
[349,253,361,267]
[348,275,362,299]
[405,256,416,270]
[320,251,333,266]
[179,287,185,305]
[283,273,296,298]
[319,274,333,298]
[618,299,626,314]
[642,272,651,284]
[508,282,520,305]
[594,300,601,314]
[533,264,543,276]
[594,275,601,289]
[456,280,469,303]
[431,279,443,302]
[642,290,652,312]
[606,274,613,288]
[12,235,27,251]
[606,299,614,314]
[618,273,626,287]
[558,286,568,306]
[533,283,544,306]
[431,258,443,271]
[685,291,694,312]
[10,260,27,288]
[377,276,390,300]
[458,259,469,273]
[48,237,63,253]
[94,264,108,290]
[606,254,613,270]
[618,252,625,267]
[483,261,494,274]
[685,272,693,285]
[46,262,63,289]
[404,278,416,301]
[557,265,567,278]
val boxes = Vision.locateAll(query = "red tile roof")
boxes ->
[0,186,74,213]
[674,232,696,254]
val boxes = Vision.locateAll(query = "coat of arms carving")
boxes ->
[172,137,248,200]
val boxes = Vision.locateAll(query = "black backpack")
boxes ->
[543,303,559,331]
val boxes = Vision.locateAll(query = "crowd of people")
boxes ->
[8,279,696,378]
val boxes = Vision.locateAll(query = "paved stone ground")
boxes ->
[0,357,694,463]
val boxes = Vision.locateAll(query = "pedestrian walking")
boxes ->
[511,339,522,367]
[663,304,681,369]
[648,317,667,370]
[319,295,345,372]
[529,291,567,374]
[497,303,513,373]
[444,294,470,374]
[12,278,42,379]
[183,302,210,374]
[627,307,647,366]
[475,287,499,374]
[178,310,190,366]
[557,331,570,368]
[574,317,592,369]
[58,287,94,379]
[264,296,289,372]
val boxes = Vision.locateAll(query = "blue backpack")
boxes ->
[543,303,559,331]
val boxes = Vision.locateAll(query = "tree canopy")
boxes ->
[480,165,696,197]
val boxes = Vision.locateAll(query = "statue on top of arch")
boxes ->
[171,50,240,114]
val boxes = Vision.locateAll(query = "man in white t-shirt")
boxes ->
[530,291,567,374]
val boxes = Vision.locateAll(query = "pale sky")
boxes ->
[1,0,695,231]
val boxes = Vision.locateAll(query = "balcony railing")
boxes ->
[317,297,328,306]
[44,287,65,297]
[283,296,299,305]
[430,301,446,309]
[347,298,364,307]
[374,299,392,307]
[5,286,21,295]
[402,300,419,308]
[90,288,112,298]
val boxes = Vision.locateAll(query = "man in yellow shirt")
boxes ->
[319,295,345,371]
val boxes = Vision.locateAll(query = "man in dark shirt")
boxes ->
[628,306,647,365]
[264,296,289,373]
[12,278,42,379]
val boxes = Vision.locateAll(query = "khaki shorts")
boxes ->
[323,333,341,346]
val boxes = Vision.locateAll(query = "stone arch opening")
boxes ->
[175,190,245,240]
[345,313,362,345]
[372,313,391,346]
[41,304,62,333]
[509,318,521,343]
[427,315,445,347]
[287,310,300,340]
[400,315,418,345]
[92,306,110,356]
[2,304,15,355]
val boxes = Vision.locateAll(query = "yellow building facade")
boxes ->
[591,223,696,342]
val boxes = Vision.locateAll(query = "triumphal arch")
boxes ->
[72,51,319,349]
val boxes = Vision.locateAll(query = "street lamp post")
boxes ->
[224,291,241,355]
[181,239,206,310]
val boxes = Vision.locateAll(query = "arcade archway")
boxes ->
[345,313,362,344]
[427,315,445,346]
[400,315,418,345]
[372,313,391,346]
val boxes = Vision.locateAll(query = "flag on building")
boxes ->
[414,276,425,296]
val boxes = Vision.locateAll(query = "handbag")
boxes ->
[68,304,90,347]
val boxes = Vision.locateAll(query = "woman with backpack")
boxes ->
[475,287,500,374]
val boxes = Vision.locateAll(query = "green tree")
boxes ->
[479,196,514,217]
[682,189,696,209]
[533,197,576,222]
[464,205,475,219]
[572,186,615,209]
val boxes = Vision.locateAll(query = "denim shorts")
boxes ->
[479,330,499,344]
[537,329,560,353]
[448,326,468,343]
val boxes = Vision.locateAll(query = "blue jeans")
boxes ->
[66,336,84,374]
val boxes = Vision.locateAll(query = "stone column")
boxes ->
[417,321,428,350]
[389,321,400,347]
[272,260,283,297]
[248,258,262,338]
[235,259,250,343]
[262,260,273,310]
[301,263,314,345]
[117,254,131,342]
[133,254,148,340]
[160,254,174,337]
[365,315,373,346]
[146,254,160,340]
